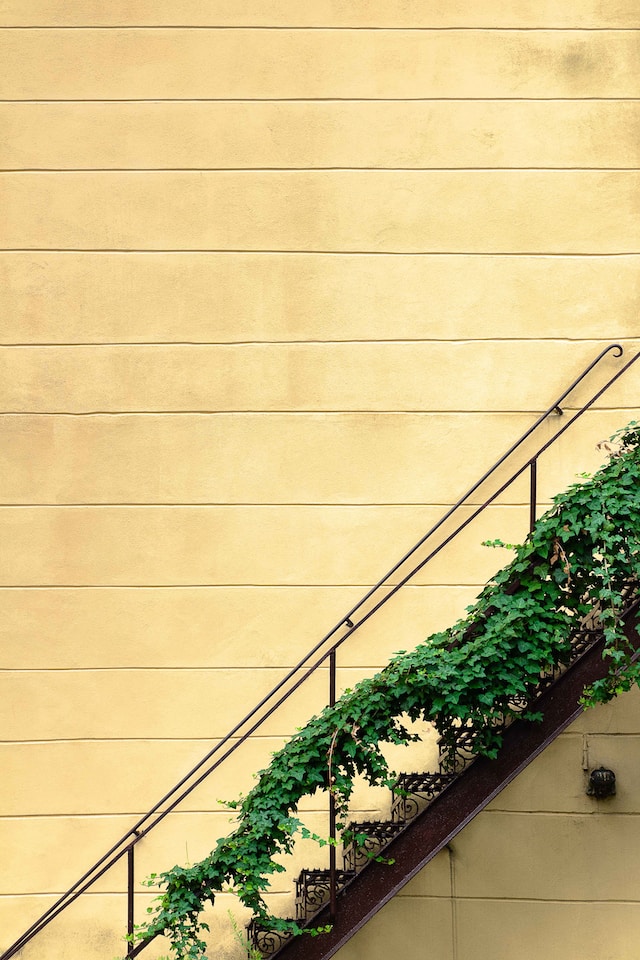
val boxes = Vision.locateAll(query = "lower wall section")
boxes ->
[0,891,247,960]
[336,896,640,960]
[458,900,640,960]
[335,688,640,960]
[3,678,640,960]
[338,895,456,960]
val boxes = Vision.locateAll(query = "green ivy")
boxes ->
[130,422,640,960]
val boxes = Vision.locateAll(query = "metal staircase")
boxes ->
[247,592,640,959]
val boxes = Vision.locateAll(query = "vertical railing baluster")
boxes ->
[329,649,336,708]
[529,458,538,533]
[127,842,135,957]
[329,649,337,920]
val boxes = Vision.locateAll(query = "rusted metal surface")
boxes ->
[127,843,135,957]
[529,458,538,532]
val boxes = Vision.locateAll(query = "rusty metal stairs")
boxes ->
[248,601,640,960]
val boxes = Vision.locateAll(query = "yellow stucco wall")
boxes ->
[0,2,639,958]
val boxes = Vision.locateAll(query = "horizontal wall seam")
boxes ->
[3,97,640,104]
[3,249,639,256]
[0,501,547,507]
[445,896,640,903]
[22,892,635,901]
[4,167,639,174]
[1,666,390,672]
[0,741,305,752]
[0,583,479,588]
[0,582,478,588]
[477,808,640,817]
[0,888,240,897]
[0,892,297,901]
[0,810,336,819]
[0,737,334,744]
[0,891,292,899]
[0,503,539,508]
[0,408,630,416]
[2,337,635,346]
[0,891,181,898]
[1,26,638,32]
[2,167,639,172]
[2,255,640,262]
[0,583,488,589]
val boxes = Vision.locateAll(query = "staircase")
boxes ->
[247,597,640,959]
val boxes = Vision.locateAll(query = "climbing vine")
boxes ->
[129,421,640,960]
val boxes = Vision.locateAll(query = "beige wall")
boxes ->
[0,2,638,958]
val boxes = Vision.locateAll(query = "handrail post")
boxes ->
[329,650,337,921]
[127,842,135,957]
[529,459,538,533]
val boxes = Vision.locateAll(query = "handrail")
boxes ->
[2,343,638,960]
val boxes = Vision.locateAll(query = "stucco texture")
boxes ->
[1,2,639,958]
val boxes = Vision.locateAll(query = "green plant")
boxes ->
[130,422,640,960]
[228,910,263,960]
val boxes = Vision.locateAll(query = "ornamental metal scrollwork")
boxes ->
[391,772,456,823]
[295,868,353,922]
[342,820,403,870]
[246,919,293,956]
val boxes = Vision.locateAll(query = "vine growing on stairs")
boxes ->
[128,422,640,960]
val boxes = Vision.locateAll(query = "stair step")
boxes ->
[391,771,456,822]
[342,819,404,870]
[438,725,481,772]
[295,868,355,921]
[246,917,296,956]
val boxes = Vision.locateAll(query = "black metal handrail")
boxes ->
[3,342,638,960]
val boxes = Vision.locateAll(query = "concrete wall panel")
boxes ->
[2,254,639,345]
[1,29,638,100]
[1,1,639,28]
[491,730,640,813]
[0,584,478,669]
[2,341,638,413]
[0,504,528,587]
[0,667,333,740]
[456,900,640,960]
[0,738,290,816]
[331,895,454,960]
[3,100,639,170]
[454,811,640,900]
[0,409,635,507]
[2,171,639,252]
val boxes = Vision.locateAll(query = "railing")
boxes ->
[2,342,639,960]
